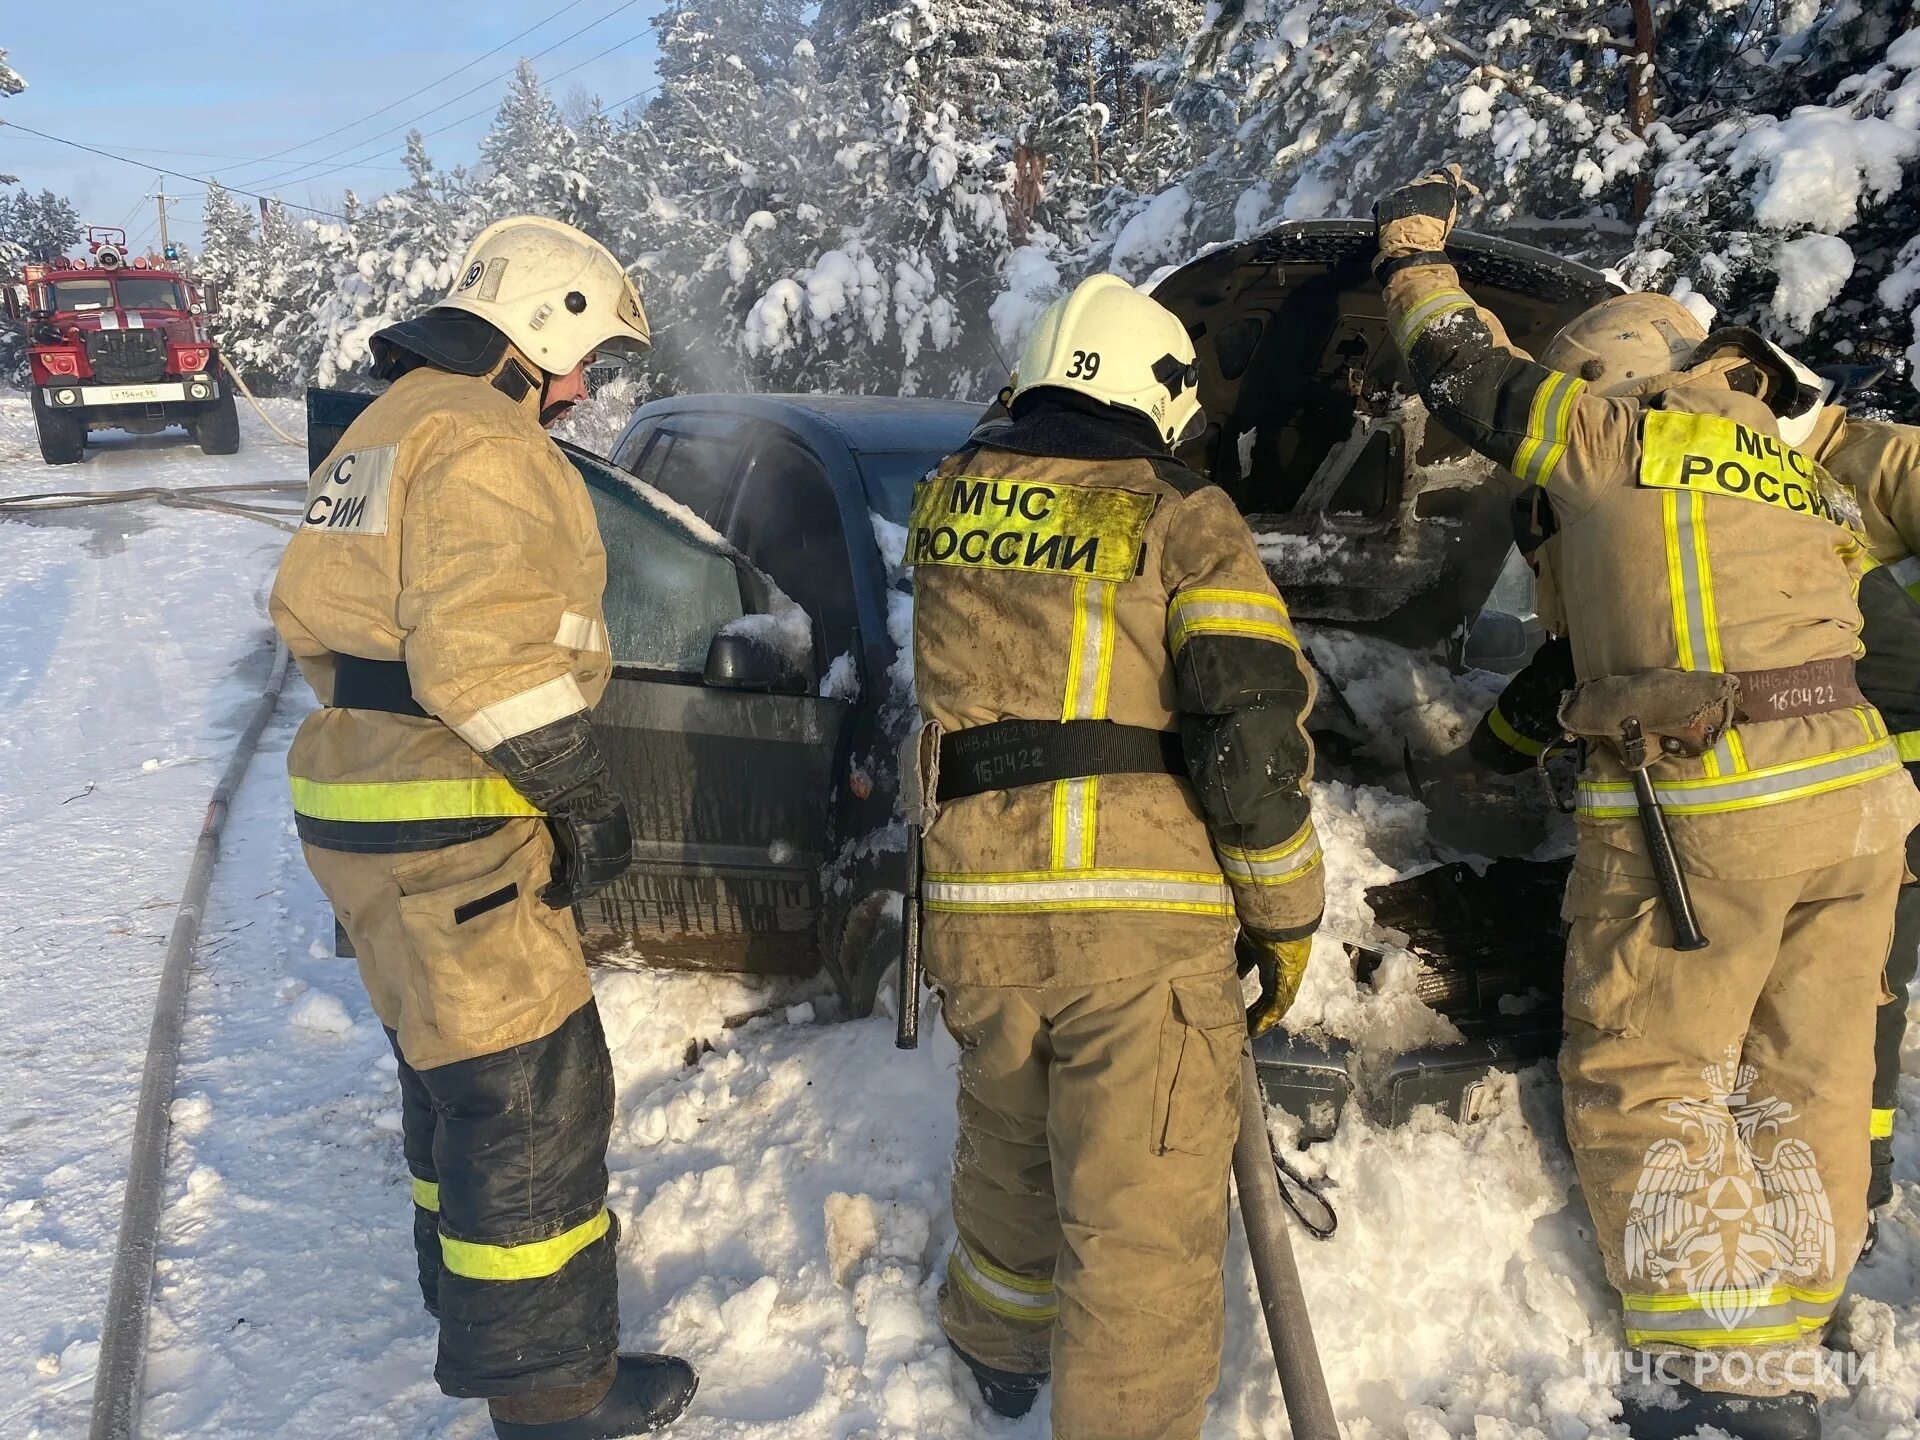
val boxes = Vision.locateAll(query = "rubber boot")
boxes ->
[1621,1380,1819,1440]
[491,1355,699,1439]
[953,1345,1046,1419]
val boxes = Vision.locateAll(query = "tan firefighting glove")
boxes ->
[1372,164,1481,281]
[1237,928,1314,1036]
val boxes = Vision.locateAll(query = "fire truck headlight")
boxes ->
[188,381,211,400]
[55,388,78,406]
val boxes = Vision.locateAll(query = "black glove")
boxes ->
[485,711,634,909]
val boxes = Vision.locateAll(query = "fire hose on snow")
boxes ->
[86,642,291,1440]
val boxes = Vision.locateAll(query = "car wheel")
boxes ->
[194,388,241,456]
[31,390,85,465]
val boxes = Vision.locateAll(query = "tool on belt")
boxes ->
[897,820,923,1050]
[1556,658,1864,951]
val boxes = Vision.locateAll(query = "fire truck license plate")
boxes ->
[89,384,185,404]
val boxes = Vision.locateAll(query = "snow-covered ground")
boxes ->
[5,391,1920,1439]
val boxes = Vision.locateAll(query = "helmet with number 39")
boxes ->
[1010,274,1205,447]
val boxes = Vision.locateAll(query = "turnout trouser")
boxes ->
[1870,885,1920,1208]
[305,821,617,1399]
[1559,843,1903,1395]
[938,966,1245,1440]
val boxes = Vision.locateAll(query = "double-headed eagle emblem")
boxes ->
[1624,1055,1833,1331]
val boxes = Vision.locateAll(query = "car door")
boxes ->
[570,444,852,976]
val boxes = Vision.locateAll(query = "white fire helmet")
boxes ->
[436,216,650,377]
[1010,274,1204,446]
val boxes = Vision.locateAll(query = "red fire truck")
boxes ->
[4,227,238,465]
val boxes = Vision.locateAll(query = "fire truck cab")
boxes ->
[4,227,239,465]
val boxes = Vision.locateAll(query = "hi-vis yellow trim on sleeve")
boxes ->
[1167,588,1299,655]
[1390,287,1474,353]
[1513,371,1585,488]
[1896,732,1920,763]
[1872,1107,1896,1140]
[412,1177,440,1212]
[1217,822,1322,887]
[1621,1283,1841,1347]
[907,474,1156,583]
[948,1241,1058,1323]
[1576,738,1900,817]
[1639,411,1864,533]
[923,868,1235,916]
[439,1208,611,1282]
[289,776,542,822]
[1487,702,1547,758]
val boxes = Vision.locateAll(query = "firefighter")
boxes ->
[268,217,698,1440]
[1805,404,1920,1217]
[1475,399,1920,1229]
[1375,169,1920,1439]
[909,274,1323,1439]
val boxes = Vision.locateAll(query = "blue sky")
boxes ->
[2,0,665,250]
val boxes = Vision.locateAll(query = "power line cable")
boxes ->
[246,0,651,191]
[0,119,347,221]
[0,129,408,172]
[212,0,602,179]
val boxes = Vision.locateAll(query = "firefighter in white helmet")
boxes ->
[909,273,1323,1438]
[269,217,697,1440]
[1377,168,1919,1440]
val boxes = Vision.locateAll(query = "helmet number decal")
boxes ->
[1066,350,1101,380]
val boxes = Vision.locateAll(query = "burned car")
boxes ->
[309,219,1617,1127]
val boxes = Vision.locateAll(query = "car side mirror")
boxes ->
[703,629,813,694]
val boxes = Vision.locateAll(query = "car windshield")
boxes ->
[857,448,962,524]
[47,278,114,312]
[116,277,185,310]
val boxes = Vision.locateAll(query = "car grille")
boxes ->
[85,329,168,385]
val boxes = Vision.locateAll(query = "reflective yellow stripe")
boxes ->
[1577,739,1900,817]
[1664,492,1695,672]
[412,1178,440,1212]
[439,1208,610,1282]
[1661,488,1740,778]
[288,776,540,822]
[1514,371,1584,488]
[1624,1323,1808,1346]
[1890,555,1920,601]
[1897,732,1920,763]
[1052,578,1117,870]
[947,1244,1058,1323]
[1873,1107,1896,1139]
[923,868,1235,916]
[1487,703,1546,758]
[1167,588,1299,655]
[1391,288,1474,352]
[1217,822,1323,886]
[1622,1282,1841,1346]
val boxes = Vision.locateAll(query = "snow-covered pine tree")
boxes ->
[0,46,23,187]
[472,61,597,233]
[0,189,81,263]
[1626,19,1920,415]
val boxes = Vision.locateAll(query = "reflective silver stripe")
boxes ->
[1217,825,1322,885]
[450,674,589,751]
[948,1242,1057,1321]
[96,312,121,331]
[1166,589,1298,654]
[1621,1285,1841,1343]
[124,312,146,329]
[1513,371,1584,487]
[923,871,1235,914]
[553,611,608,652]
[1891,555,1920,601]
[1390,288,1473,353]
[1054,578,1115,871]
[1577,740,1900,816]
[1058,777,1094,869]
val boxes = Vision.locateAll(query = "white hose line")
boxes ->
[87,643,292,1440]
[218,354,306,449]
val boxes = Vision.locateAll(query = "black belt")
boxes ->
[330,655,429,718]
[937,719,1186,802]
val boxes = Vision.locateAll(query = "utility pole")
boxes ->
[146,181,177,260]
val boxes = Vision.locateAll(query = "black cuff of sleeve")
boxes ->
[1242,914,1322,945]
[1374,250,1454,286]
